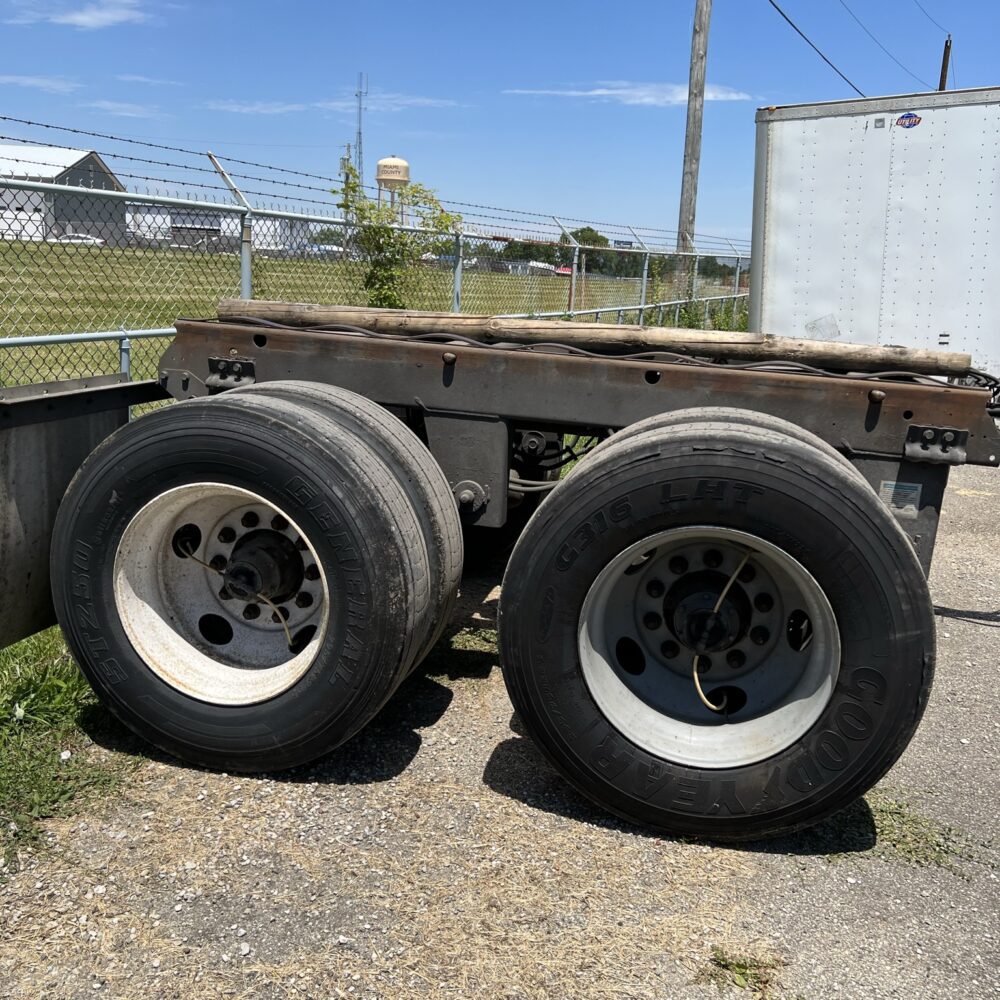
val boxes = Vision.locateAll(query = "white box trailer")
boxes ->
[749,87,1000,376]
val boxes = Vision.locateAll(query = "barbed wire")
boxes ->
[0,115,751,252]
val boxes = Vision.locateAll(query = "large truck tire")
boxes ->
[231,381,463,665]
[497,418,935,840]
[50,394,433,772]
[580,406,867,484]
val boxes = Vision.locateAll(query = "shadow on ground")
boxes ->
[483,724,878,858]
[934,605,1000,627]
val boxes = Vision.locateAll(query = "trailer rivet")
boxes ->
[868,389,886,403]
[442,352,457,364]
[922,429,936,442]
[229,348,238,357]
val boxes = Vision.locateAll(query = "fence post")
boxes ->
[733,255,742,296]
[118,333,132,380]
[627,227,651,326]
[553,217,580,314]
[207,151,253,300]
[691,253,700,300]
[451,230,463,313]
[240,211,253,299]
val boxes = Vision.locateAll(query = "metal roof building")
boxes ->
[0,144,126,244]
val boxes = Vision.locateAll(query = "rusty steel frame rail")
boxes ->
[159,319,1000,570]
[162,320,1000,464]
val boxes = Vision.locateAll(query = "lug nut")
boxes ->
[660,640,679,660]
[271,514,289,531]
[209,555,227,572]
[304,564,320,581]
[727,649,746,669]
[218,586,232,601]
[645,578,664,598]
[668,556,688,576]
[241,511,259,528]
[754,592,774,613]
[696,656,712,673]
[242,604,260,620]
[457,489,475,506]
[750,626,770,646]
[272,606,290,623]
[295,592,313,609]
[738,564,756,584]
[643,611,662,630]
[704,549,723,569]
[218,526,236,544]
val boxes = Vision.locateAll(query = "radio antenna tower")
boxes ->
[354,72,368,185]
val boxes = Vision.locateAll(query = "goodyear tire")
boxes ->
[498,419,935,840]
[51,393,432,772]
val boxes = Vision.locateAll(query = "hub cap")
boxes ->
[578,526,840,768]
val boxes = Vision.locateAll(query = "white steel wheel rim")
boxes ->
[114,483,330,706]
[578,526,840,769]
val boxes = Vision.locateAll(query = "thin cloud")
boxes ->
[504,81,750,106]
[7,0,149,29]
[206,91,460,116]
[0,74,80,93]
[117,73,182,86]
[205,100,309,115]
[85,99,160,117]
[317,92,460,113]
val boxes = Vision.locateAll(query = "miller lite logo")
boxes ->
[896,112,922,128]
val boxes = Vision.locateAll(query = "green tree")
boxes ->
[336,164,461,309]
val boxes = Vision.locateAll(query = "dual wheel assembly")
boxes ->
[52,392,934,839]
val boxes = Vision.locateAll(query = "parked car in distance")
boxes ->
[48,233,105,246]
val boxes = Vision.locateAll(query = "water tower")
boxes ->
[376,155,410,222]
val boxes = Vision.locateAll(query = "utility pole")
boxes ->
[677,0,712,254]
[937,34,951,91]
[355,72,368,185]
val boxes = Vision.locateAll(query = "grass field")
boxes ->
[0,239,747,385]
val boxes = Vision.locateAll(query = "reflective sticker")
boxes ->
[879,480,922,519]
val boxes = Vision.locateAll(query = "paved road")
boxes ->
[1,466,997,999]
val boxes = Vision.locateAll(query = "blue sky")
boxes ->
[0,0,995,241]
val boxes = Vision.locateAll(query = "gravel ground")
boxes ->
[1,465,997,1000]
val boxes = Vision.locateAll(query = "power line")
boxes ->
[765,0,866,98]
[836,0,933,90]
[911,0,949,35]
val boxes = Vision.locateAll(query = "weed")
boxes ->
[705,944,784,996]
[867,791,970,869]
[0,628,139,871]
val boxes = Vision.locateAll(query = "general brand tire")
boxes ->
[497,420,935,840]
[230,381,463,665]
[50,393,432,773]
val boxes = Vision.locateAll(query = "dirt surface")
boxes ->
[1,466,998,1000]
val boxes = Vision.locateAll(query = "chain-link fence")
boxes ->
[0,177,748,388]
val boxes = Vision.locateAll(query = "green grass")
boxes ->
[0,628,138,873]
[0,239,747,387]
[704,945,784,996]
[866,791,973,869]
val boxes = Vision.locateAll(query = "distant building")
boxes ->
[0,144,127,245]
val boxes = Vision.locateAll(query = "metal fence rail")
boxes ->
[0,176,748,387]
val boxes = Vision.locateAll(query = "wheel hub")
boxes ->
[665,570,750,653]
[223,529,304,602]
